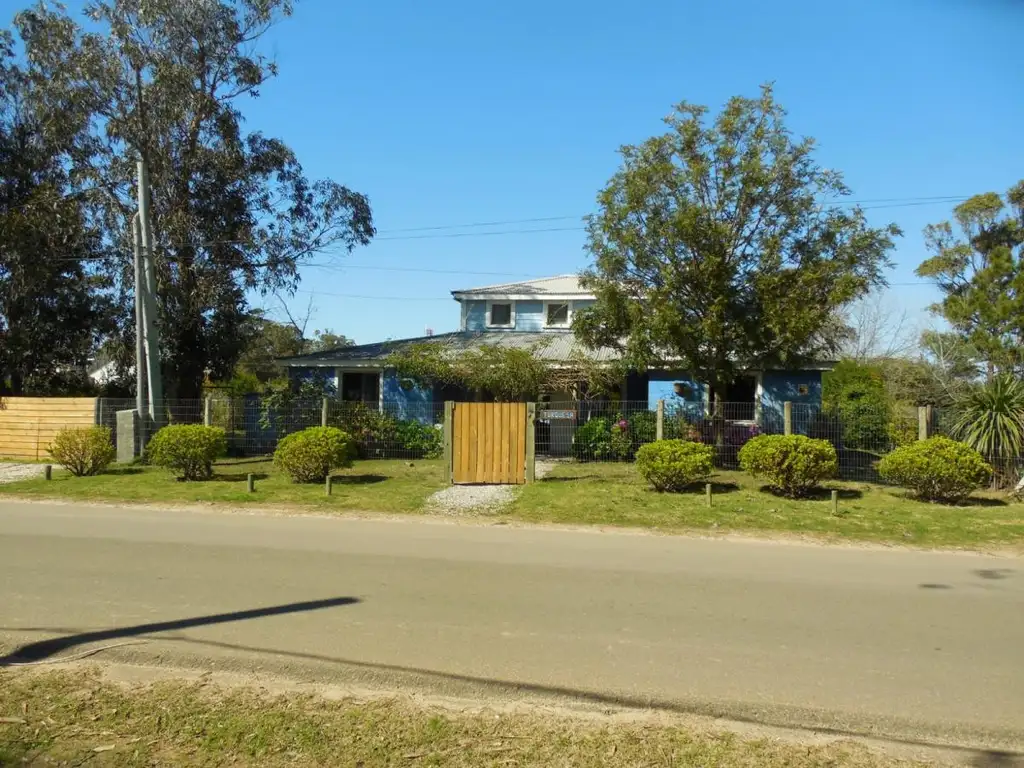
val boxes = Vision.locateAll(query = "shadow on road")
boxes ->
[0,596,360,665]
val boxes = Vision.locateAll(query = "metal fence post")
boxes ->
[443,401,454,485]
[321,397,329,428]
[918,406,929,441]
[203,397,212,427]
[656,399,664,441]
[525,402,537,483]
[783,401,793,436]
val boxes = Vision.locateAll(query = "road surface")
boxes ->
[1,500,1021,757]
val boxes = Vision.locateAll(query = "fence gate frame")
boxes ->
[444,401,535,485]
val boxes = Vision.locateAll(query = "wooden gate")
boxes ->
[448,402,531,485]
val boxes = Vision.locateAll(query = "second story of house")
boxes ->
[452,275,595,333]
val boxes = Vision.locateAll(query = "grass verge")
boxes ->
[509,463,1024,549]
[0,669,920,767]
[0,458,446,513]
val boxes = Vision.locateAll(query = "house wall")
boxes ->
[462,298,596,332]
[464,300,486,331]
[287,366,338,391]
[761,370,823,433]
[647,371,706,411]
[515,301,544,331]
[382,369,436,423]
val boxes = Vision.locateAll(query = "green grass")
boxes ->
[0,458,446,513]
[0,669,921,767]
[508,462,1024,549]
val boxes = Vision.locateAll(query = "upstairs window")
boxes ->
[545,302,570,328]
[488,302,513,328]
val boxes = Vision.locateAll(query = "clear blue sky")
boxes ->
[13,0,1024,344]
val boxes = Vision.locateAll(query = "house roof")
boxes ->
[450,275,591,300]
[277,331,620,368]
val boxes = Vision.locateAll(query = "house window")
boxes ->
[488,302,513,328]
[341,371,380,406]
[545,302,570,328]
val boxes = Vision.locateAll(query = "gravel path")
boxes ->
[427,461,556,515]
[0,462,46,484]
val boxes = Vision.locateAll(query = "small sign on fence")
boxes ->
[539,410,576,420]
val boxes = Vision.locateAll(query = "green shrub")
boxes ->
[887,406,918,448]
[636,439,714,492]
[738,434,838,497]
[47,426,115,477]
[627,410,658,450]
[393,420,442,459]
[949,375,1024,488]
[878,437,992,503]
[573,416,631,460]
[274,426,354,483]
[147,425,227,480]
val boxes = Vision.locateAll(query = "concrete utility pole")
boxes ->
[136,159,163,426]
[132,215,147,420]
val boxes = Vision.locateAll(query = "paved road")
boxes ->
[1,501,1022,755]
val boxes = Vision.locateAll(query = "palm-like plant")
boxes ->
[950,375,1024,487]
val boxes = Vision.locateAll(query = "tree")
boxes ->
[0,32,113,395]
[916,183,1024,378]
[574,85,900,407]
[838,290,918,362]
[12,0,374,400]
[307,330,354,353]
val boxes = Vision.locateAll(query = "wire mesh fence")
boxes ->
[97,396,444,460]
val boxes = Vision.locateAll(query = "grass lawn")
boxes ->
[0,670,919,768]
[509,462,1024,549]
[0,458,446,513]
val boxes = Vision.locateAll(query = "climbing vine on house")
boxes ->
[385,342,625,401]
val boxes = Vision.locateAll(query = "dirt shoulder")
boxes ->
[0,663,983,767]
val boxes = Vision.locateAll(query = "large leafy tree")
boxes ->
[0,33,113,395]
[916,182,1024,378]
[12,0,374,400]
[575,85,900,402]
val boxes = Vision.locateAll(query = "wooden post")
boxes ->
[247,473,255,493]
[918,406,929,441]
[783,401,793,436]
[44,465,52,481]
[203,397,212,427]
[321,398,329,428]
[656,399,665,441]
[831,489,839,516]
[705,483,713,508]
[525,402,537,484]
[443,401,454,485]
[325,476,333,496]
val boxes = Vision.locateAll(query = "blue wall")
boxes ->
[288,366,338,391]
[515,301,544,331]
[464,300,486,331]
[761,370,823,433]
[382,369,435,423]
[647,371,705,411]
[462,299,596,331]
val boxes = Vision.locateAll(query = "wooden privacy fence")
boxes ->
[445,402,534,485]
[0,397,98,460]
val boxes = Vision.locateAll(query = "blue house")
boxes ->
[278,275,832,438]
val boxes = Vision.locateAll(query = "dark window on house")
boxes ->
[341,372,380,405]
[489,302,512,327]
[546,302,569,327]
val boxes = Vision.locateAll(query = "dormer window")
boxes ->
[487,301,514,328]
[545,302,570,328]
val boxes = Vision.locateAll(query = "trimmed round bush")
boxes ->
[738,434,838,497]
[636,439,714,492]
[147,424,227,480]
[878,436,992,503]
[48,426,115,477]
[274,426,354,484]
